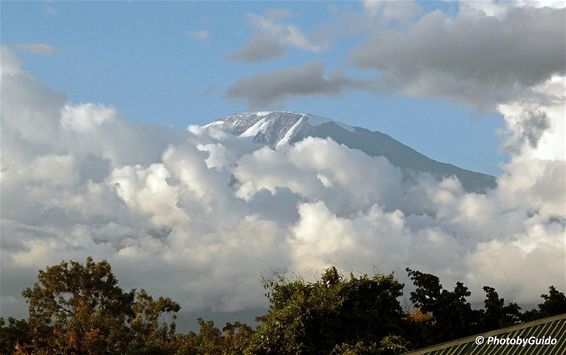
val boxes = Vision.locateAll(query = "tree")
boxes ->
[20,257,179,354]
[21,257,135,353]
[175,318,253,354]
[0,317,31,354]
[481,286,521,330]
[523,286,566,321]
[6,259,565,354]
[248,267,407,354]
[220,321,255,354]
[406,268,482,343]
[128,289,181,354]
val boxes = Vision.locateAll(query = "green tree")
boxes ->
[248,267,406,354]
[220,321,254,354]
[175,318,253,355]
[523,286,566,321]
[406,268,482,343]
[128,289,181,354]
[6,259,565,354]
[481,286,521,330]
[20,257,179,354]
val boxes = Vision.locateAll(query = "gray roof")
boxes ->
[405,313,565,355]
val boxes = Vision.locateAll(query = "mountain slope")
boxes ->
[205,111,496,192]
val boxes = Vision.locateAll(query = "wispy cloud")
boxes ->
[230,10,327,64]
[185,30,210,41]
[201,85,217,97]
[230,32,286,63]
[226,62,368,108]
[15,43,57,54]
[247,12,325,52]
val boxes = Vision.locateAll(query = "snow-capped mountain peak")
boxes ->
[204,111,496,192]
[204,111,353,148]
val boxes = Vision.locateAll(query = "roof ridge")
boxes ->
[405,313,566,354]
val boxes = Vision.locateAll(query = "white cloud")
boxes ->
[233,137,404,215]
[1,46,564,325]
[467,221,565,301]
[61,103,117,132]
[362,0,422,23]
[461,0,566,18]
[498,75,566,161]
[1,46,22,74]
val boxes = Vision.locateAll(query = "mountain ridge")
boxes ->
[205,111,496,193]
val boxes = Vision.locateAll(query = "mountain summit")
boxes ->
[205,111,496,192]
[203,111,350,149]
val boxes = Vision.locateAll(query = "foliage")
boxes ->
[0,317,30,354]
[174,318,253,354]
[523,286,566,321]
[480,286,522,330]
[128,289,181,354]
[247,266,406,354]
[1,259,564,354]
[14,257,179,354]
[406,267,483,343]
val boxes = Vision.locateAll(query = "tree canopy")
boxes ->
[1,258,564,354]
[247,267,407,354]
[12,257,179,354]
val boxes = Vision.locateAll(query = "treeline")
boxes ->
[1,258,565,354]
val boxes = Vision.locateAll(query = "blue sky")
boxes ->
[2,0,504,175]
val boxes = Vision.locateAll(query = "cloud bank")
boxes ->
[352,6,566,109]
[2,44,564,322]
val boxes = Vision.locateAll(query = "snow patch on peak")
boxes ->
[204,111,356,148]
[255,111,273,117]
[241,117,270,137]
[276,115,308,149]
